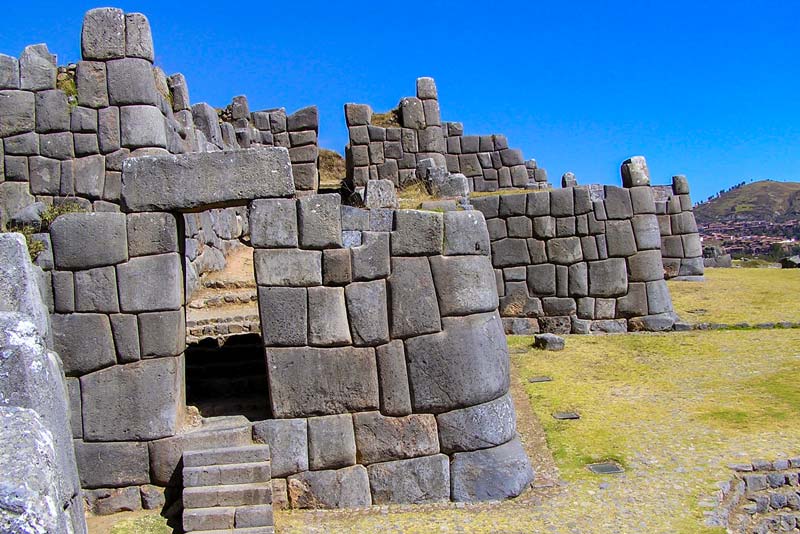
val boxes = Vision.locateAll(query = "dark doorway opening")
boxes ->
[185,333,269,421]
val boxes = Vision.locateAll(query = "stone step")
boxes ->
[184,461,271,487]
[183,482,272,509]
[184,445,271,468]
[183,504,274,532]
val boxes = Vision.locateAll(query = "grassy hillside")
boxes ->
[694,180,800,224]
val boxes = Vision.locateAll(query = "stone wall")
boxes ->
[0,233,87,533]
[344,77,547,192]
[473,157,678,335]
[653,175,704,279]
[183,207,249,296]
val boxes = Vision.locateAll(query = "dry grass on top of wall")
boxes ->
[318,149,346,189]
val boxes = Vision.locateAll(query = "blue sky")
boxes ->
[4,1,799,202]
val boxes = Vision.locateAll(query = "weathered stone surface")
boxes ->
[621,156,651,187]
[367,454,450,505]
[81,8,126,60]
[258,286,307,346]
[125,13,154,61]
[308,286,351,346]
[533,333,565,351]
[405,312,509,413]
[436,393,516,453]
[442,210,490,256]
[81,356,182,441]
[139,485,165,510]
[51,313,115,376]
[76,61,108,108]
[74,440,150,488]
[308,414,356,470]
[344,280,389,346]
[627,250,664,282]
[119,105,166,148]
[629,186,655,214]
[0,234,50,339]
[632,214,661,250]
[107,58,158,106]
[646,279,673,314]
[126,212,178,256]
[117,253,182,312]
[109,314,139,363]
[389,256,441,338]
[19,44,55,91]
[588,258,628,297]
[345,104,371,126]
[375,341,412,416]
[550,188,574,217]
[0,54,20,89]
[249,198,298,248]
[617,282,648,317]
[122,148,294,211]
[392,210,443,255]
[604,186,633,219]
[287,106,318,132]
[429,255,498,316]
[35,89,69,133]
[50,212,128,269]
[352,411,439,465]
[84,487,141,515]
[0,90,35,137]
[364,179,398,208]
[298,194,342,249]
[546,237,583,265]
[605,220,637,257]
[288,465,371,509]
[74,266,120,313]
[0,183,35,229]
[28,156,61,195]
[350,231,390,281]
[252,418,308,478]
[254,248,321,287]
[491,238,530,267]
[471,195,499,219]
[138,310,184,357]
[267,347,378,417]
[450,438,534,502]
[323,248,352,285]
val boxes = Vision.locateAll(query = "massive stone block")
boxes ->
[107,58,158,106]
[627,250,665,282]
[117,253,183,312]
[121,148,294,211]
[50,212,128,269]
[258,286,307,346]
[389,256,441,338]
[298,194,342,249]
[74,440,150,488]
[19,44,55,91]
[308,286,351,346]
[588,258,628,297]
[125,12,155,61]
[352,412,439,465]
[138,310,185,357]
[367,454,450,505]
[404,312,510,413]
[252,418,308,478]
[308,414,356,470]
[254,248,321,287]
[375,341,412,416]
[249,198,298,248]
[119,105,166,148]
[267,347,379,418]
[429,255,498,316]
[351,232,390,281]
[345,280,390,346]
[51,313,115,376]
[81,355,183,441]
[126,212,178,256]
[74,266,120,313]
[491,238,530,267]
[436,393,517,453]
[392,210,443,256]
[0,234,50,339]
[450,438,534,502]
[81,7,126,60]
[605,220,637,257]
[546,237,583,265]
[443,210,490,256]
[288,465,371,509]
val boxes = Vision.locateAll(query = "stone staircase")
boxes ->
[182,445,274,534]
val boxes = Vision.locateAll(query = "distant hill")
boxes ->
[694,180,800,225]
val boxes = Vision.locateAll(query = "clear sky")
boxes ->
[4,1,799,202]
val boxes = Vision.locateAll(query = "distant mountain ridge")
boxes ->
[694,180,800,225]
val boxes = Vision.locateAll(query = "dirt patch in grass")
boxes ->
[668,267,800,324]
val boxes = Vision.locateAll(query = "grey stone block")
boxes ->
[352,232,390,281]
[555,216,576,237]
[364,179,398,208]
[167,74,190,111]
[107,58,158,106]
[546,237,583,265]
[375,341,412,416]
[66,377,83,439]
[138,310,184,358]
[323,248,352,285]
[51,271,74,313]
[617,282,648,317]
[577,296,595,319]
[81,8,125,60]
[4,131,38,155]
[98,107,121,153]
[574,187,593,214]
[588,258,628,297]
[550,188,574,217]
[491,238,530,267]
[287,106,318,132]
[569,262,588,296]
[74,440,150,489]
[74,266,119,313]
[605,220,637,257]
[308,414,356,470]
[533,332,566,351]
[0,89,35,137]
[353,411,439,465]
[443,210,490,256]
[84,353,176,446]
[0,54,20,89]
[110,314,140,363]
[35,89,69,133]
[72,154,105,199]
[258,286,307,346]
[84,487,141,515]
[507,216,532,238]
[249,198,298,248]
[533,216,556,239]
[19,44,55,91]
[430,255,498,316]
[76,61,108,108]
[125,12,155,61]
[254,248,321,286]
[192,102,223,148]
[3,155,28,182]
[471,195,499,219]
[51,313,115,376]
[499,194,527,217]
[267,347,378,418]
[341,206,369,231]
[126,212,178,257]
[632,214,661,250]
[646,280,673,314]
[629,186,655,214]
[367,454,449,505]
[117,253,182,312]
[73,133,100,156]
[28,156,61,195]
[487,219,507,240]
[527,263,556,296]
[252,419,308,478]
[345,280,389,346]
[595,298,616,319]
[288,465,371,509]
[450,438,534,502]
[308,286,351,346]
[389,256,441,338]
[627,250,664,282]
[526,191,550,217]
[436,393,516,453]
[391,210,443,256]
[405,312,509,413]
[345,104,371,126]
[604,186,633,219]
[297,194,342,249]
[682,233,702,257]
[621,156,650,187]
[672,175,690,195]
[119,105,166,148]
[542,297,577,316]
